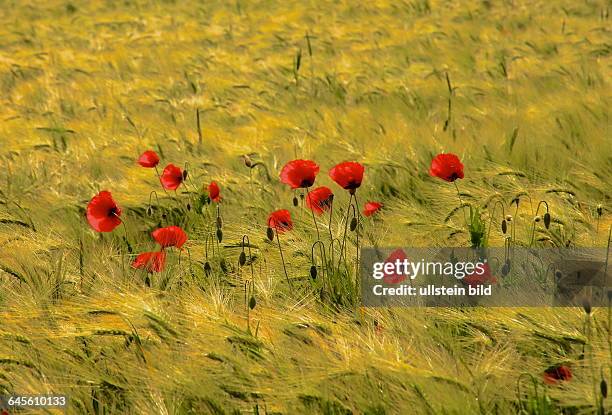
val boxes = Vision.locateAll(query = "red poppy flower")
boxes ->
[138,150,160,168]
[382,249,408,284]
[132,251,166,273]
[306,186,334,215]
[543,365,572,385]
[152,226,188,249]
[363,201,383,217]
[280,159,320,189]
[86,191,122,232]
[329,161,364,192]
[267,209,293,233]
[462,263,498,287]
[208,181,221,203]
[429,153,464,182]
[160,163,183,190]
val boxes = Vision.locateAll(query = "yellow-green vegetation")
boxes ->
[0,0,610,413]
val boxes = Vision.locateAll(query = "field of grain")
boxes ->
[0,0,610,414]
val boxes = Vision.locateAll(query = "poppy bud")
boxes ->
[582,298,592,315]
[505,214,512,222]
[216,216,223,229]
[182,170,188,180]
[310,265,317,280]
[554,270,562,281]
[501,219,507,234]
[147,206,153,216]
[601,379,608,399]
[501,259,511,276]
[534,215,541,223]
[350,217,358,231]
[204,262,211,274]
[266,227,274,241]
[186,203,191,211]
[144,275,151,287]
[216,229,223,242]
[543,212,551,229]
[239,251,246,266]
[292,196,298,207]
[511,198,519,207]
[249,296,256,310]
[243,155,253,168]
[300,193,304,200]
[596,204,603,216]
[162,213,167,220]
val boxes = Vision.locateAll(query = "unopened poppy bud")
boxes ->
[216,229,223,242]
[582,298,592,315]
[554,270,562,281]
[266,227,274,241]
[204,262,211,274]
[350,217,358,231]
[505,215,512,222]
[292,196,298,207]
[239,251,246,266]
[186,203,191,211]
[501,219,507,234]
[597,204,603,216]
[249,296,256,310]
[543,212,551,229]
[162,213,167,220]
[182,170,188,180]
[243,155,253,168]
[501,259,510,276]
[534,215,541,223]
[300,193,304,200]
[147,206,153,216]
[601,379,608,399]
[310,265,317,280]
[216,216,223,229]
[511,198,519,207]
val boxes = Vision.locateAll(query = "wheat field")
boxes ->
[0,0,610,414]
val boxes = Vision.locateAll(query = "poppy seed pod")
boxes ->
[216,216,223,229]
[597,204,603,216]
[204,262,211,274]
[239,251,246,266]
[249,296,256,310]
[582,298,592,315]
[501,219,507,234]
[182,170,188,180]
[310,265,317,280]
[350,217,358,231]
[534,215,541,223]
[216,229,223,242]
[243,155,253,168]
[601,379,608,399]
[186,203,191,211]
[292,196,298,207]
[543,212,551,229]
[266,227,274,241]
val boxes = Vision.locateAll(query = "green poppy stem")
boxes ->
[276,230,291,287]
[305,187,321,241]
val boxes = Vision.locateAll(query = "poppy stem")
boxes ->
[276,230,291,287]
[305,187,321,241]
[353,192,361,277]
[336,193,354,273]
[453,181,469,230]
